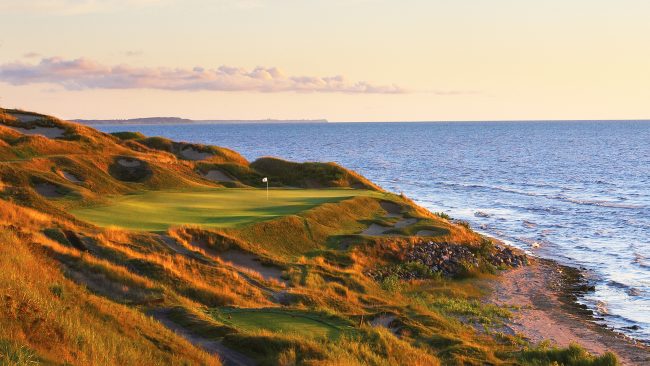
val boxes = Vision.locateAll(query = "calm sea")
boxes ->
[97,121,650,342]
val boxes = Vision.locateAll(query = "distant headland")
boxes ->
[73,117,329,125]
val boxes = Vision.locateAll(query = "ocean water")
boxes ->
[98,121,650,342]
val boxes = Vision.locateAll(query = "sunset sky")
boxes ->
[1,0,649,121]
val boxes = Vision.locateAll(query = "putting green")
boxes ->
[71,188,378,231]
[208,308,356,340]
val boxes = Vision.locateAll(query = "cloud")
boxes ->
[0,57,407,94]
[124,50,143,57]
[0,0,166,15]
[0,0,269,15]
[23,52,41,58]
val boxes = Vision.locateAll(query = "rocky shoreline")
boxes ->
[489,257,650,365]
[365,239,529,281]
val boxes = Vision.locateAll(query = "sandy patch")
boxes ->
[61,171,82,183]
[180,146,213,160]
[34,183,63,198]
[8,112,42,122]
[117,158,142,167]
[380,201,402,217]
[362,223,391,236]
[202,169,235,182]
[218,249,285,283]
[158,235,213,264]
[488,261,650,365]
[395,217,418,229]
[371,314,399,334]
[10,126,65,138]
[416,230,436,237]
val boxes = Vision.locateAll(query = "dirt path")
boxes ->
[487,260,650,365]
[151,308,257,366]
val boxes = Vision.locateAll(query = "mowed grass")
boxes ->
[72,188,380,231]
[207,308,356,340]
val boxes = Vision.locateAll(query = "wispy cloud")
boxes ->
[0,57,407,94]
[123,50,144,57]
[0,0,268,15]
[23,52,41,58]
[0,0,166,15]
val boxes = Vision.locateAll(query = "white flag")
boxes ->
[262,177,268,182]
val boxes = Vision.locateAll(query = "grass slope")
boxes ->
[0,108,622,366]
[71,188,381,231]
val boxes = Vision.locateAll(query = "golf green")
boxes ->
[71,188,377,231]
[208,308,356,340]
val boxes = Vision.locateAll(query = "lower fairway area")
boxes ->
[207,308,356,340]
[71,188,378,231]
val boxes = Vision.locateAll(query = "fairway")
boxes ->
[71,188,377,231]
[208,308,356,340]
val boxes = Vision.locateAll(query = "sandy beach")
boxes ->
[488,259,650,365]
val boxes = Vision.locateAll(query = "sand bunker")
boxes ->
[218,250,285,282]
[117,158,142,167]
[110,157,152,182]
[394,217,418,229]
[380,201,402,217]
[202,169,235,182]
[61,171,82,183]
[10,126,65,139]
[416,230,436,237]
[371,314,399,334]
[8,112,43,123]
[362,223,391,236]
[34,182,63,198]
[180,147,213,160]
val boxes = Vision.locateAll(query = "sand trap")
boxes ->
[362,223,391,236]
[8,112,43,122]
[9,126,65,138]
[34,182,63,198]
[416,230,436,237]
[117,158,142,167]
[61,171,82,183]
[394,217,418,229]
[380,201,402,217]
[180,146,213,160]
[218,249,285,282]
[202,169,235,182]
[371,314,399,334]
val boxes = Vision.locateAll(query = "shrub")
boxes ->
[110,131,145,140]
[520,343,619,366]
[433,212,451,220]
[381,274,403,293]
[0,340,39,365]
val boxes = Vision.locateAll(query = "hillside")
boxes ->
[0,108,619,365]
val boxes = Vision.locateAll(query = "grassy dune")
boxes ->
[71,188,382,231]
[0,108,621,366]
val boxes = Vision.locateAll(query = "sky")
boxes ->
[1,0,649,121]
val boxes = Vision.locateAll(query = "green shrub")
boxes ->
[49,283,64,298]
[110,131,146,140]
[433,212,451,220]
[0,340,39,365]
[520,343,619,366]
[381,274,403,293]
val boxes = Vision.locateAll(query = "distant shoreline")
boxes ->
[73,118,650,125]
[74,117,329,125]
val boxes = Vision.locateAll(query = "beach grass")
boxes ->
[71,188,381,231]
